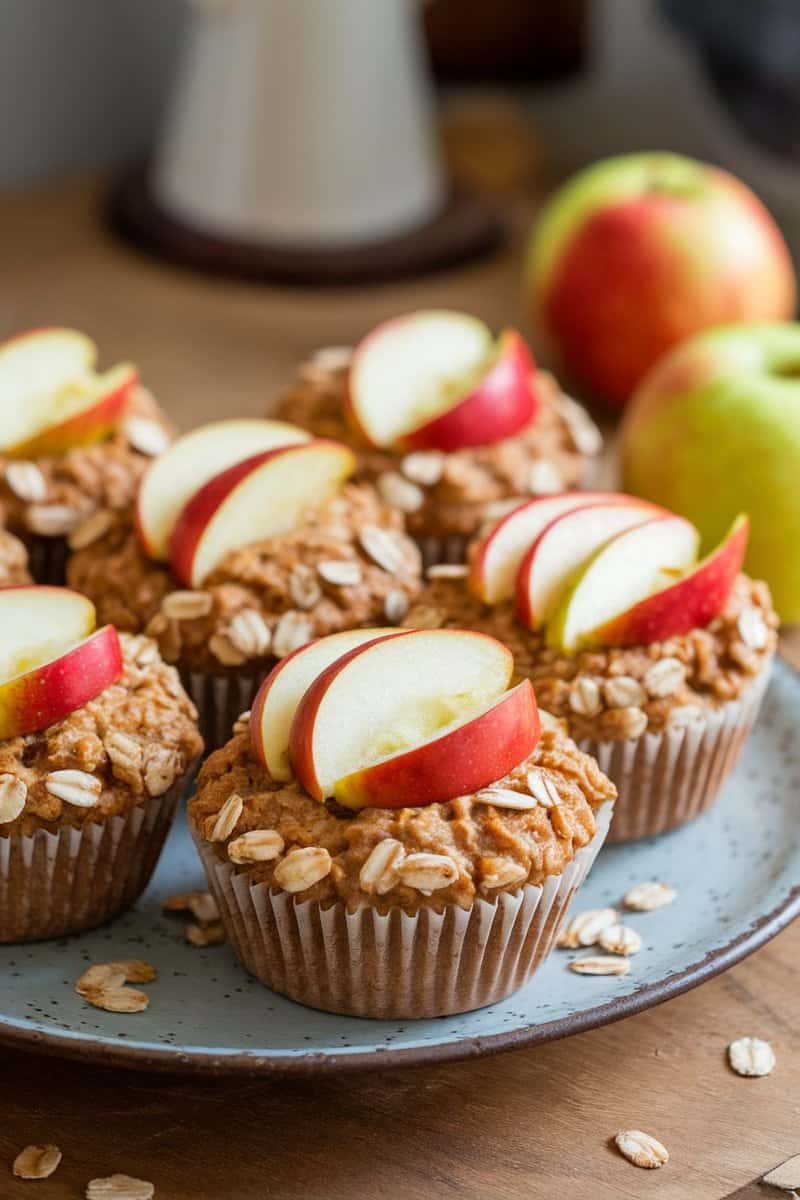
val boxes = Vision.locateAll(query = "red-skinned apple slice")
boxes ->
[594,514,749,646]
[0,625,122,740]
[548,515,700,651]
[469,491,638,604]
[7,363,138,458]
[289,628,514,802]
[334,680,540,810]
[250,628,396,781]
[136,419,310,560]
[515,499,663,630]
[0,328,97,452]
[169,439,356,588]
[0,586,97,683]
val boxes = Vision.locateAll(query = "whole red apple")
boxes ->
[528,152,796,408]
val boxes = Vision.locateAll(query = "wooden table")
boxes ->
[1,177,798,1200]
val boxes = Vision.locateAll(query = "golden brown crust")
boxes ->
[0,529,31,586]
[0,633,202,837]
[275,359,601,539]
[0,386,173,540]
[67,483,423,674]
[188,725,615,914]
[404,574,778,740]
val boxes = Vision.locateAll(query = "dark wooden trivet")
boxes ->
[107,165,504,287]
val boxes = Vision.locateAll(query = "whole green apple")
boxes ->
[527,153,796,409]
[621,323,800,621]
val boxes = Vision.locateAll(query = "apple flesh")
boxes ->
[529,152,796,408]
[548,515,700,651]
[250,628,395,781]
[0,586,97,683]
[469,491,648,605]
[169,439,356,587]
[0,328,97,451]
[622,322,800,622]
[136,419,310,560]
[289,629,514,802]
[515,499,661,630]
[6,363,138,458]
[0,624,122,740]
[334,681,540,810]
[594,515,749,646]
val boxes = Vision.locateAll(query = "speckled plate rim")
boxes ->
[1,661,798,1077]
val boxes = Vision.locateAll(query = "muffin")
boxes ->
[0,529,32,586]
[0,587,202,942]
[275,310,602,566]
[67,422,423,749]
[403,496,777,841]
[0,328,172,585]
[189,627,616,1019]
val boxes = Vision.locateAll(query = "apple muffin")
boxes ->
[0,585,202,942]
[67,421,423,749]
[189,627,616,1018]
[403,493,777,841]
[274,310,602,566]
[0,328,173,585]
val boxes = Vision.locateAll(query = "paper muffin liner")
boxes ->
[182,667,273,753]
[0,774,193,944]
[417,534,470,571]
[192,800,613,1019]
[581,664,771,844]
[24,534,69,586]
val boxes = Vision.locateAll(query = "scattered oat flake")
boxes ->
[569,956,631,976]
[615,1130,669,1170]
[598,924,642,956]
[624,881,676,911]
[728,1036,776,1077]
[185,920,227,947]
[762,1154,800,1191]
[83,987,149,1014]
[557,908,618,949]
[86,1174,155,1200]
[13,1144,62,1179]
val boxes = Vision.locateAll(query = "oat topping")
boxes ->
[0,528,31,586]
[208,794,243,842]
[289,563,323,610]
[624,881,677,912]
[525,768,561,808]
[603,676,646,708]
[68,507,115,550]
[569,955,631,976]
[384,589,410,622]
[359,838,405,895]
[12,1144,63,1180]
[232,711,251,736]
[124,413,171,457]
[317,559,363,587]
[228,828,284,863]
[527,460,563,495]
[227,609,272,658]
[377,470,425,513]
[728,1036,776,1077]
[569,677,602,717]
[479,856,527,891]
[474,786,540,811]
[86,1173,155,1200]
[557,907,618,949]
[274,846,332,893]
[5,459,48,502]
[0,774,27,823]
[643,657,686,698]
[614,1130,669,1169]
[427,563,469,580]
[272,611,313,658]
[27,503,80,536]
[401,451,445,487]
[161,590,213,621]
[45,769,103,809]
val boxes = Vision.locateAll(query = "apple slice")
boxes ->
[595,514,749,646]
[0,625,123,740]
[169,439,356,587]
[515,499,662,630]
[289,628,514,801]
[136,419,310,560]
[6,363,138,458]
[469,491,636,604]
[334,680,540,810]
[548,515,700,651]
[0,586,97,683]
[0,328,97,452]
[250,628,396,781]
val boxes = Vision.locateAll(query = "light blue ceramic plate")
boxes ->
[1,663,798,1076]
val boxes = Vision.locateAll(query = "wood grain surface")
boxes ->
[0,177,798,1200]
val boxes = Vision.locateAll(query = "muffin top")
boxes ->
[67,483,423,674]
[276,349,601,539]
[0,529,31,586]
[404,572,778,740]
[190,718,615,915]
[0,632,202,838]
[0,384,172,542]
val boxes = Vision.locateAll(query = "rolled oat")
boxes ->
[5,460,47,502]
[401,450,445,487]
[359,838,405,895]
[45,769,102,808]
[12,1144,62,1180]
[644,657,686,698]
[569,956,631,976]
[0,774,27,823]
[208,794,243,842]
[228,829,285,863]
[614,1130,669,1169]
[624,881,676,912]
[228,609,272,658]
[274,846,332,893]
[557,907,618,949]
[398,852,458,893]
[272,611,313,658]
[728,1036,776,1077]
[161,590,213,621]
[317,559,363,587]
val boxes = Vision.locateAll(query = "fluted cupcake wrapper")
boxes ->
[182,668,273,753]
[581,663,771,844]
[417,534,470,571]
[192,800,613,1020]
[25,534,69,586]
[0,774,192,944]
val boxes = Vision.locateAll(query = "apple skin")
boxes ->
[333,680,540,811]
[528,153,796,408]
[398,331,538,452]
[593,515,748,647]
[0,625,122,740]
[6,363,138,459]
[622,322,800,621]
[169,439,356,587]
